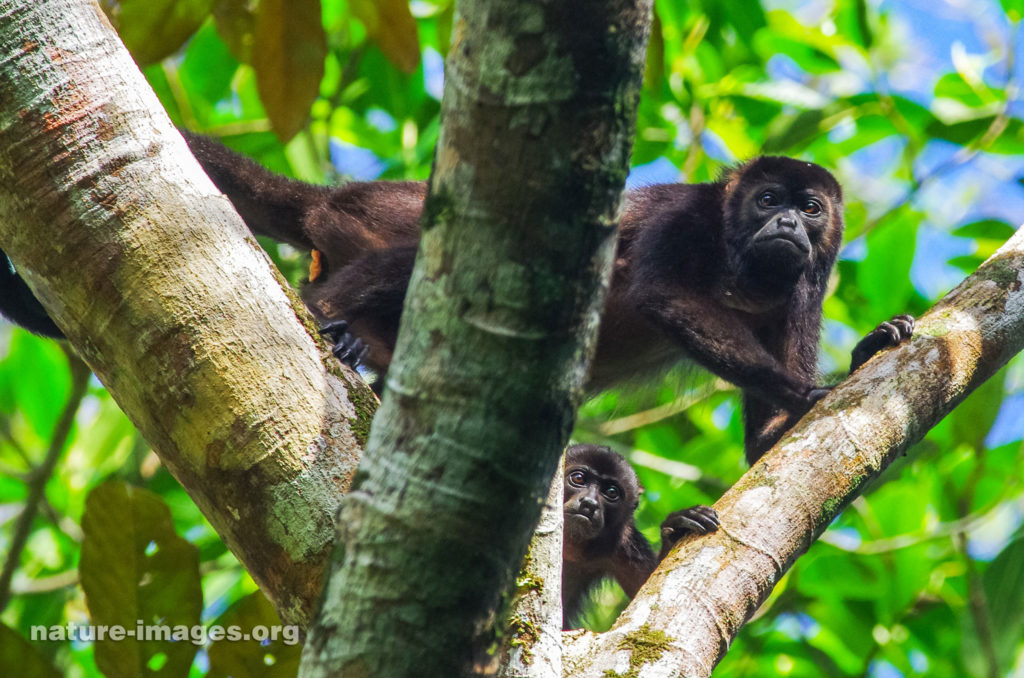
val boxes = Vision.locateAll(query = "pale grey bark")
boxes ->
[0,0,373,628]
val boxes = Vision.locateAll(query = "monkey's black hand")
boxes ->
[319,320,369,369]
[850,314,915,373]
[659,505,719,559]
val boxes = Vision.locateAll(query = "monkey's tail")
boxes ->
[0,249,64,338]
[181,131,323,250]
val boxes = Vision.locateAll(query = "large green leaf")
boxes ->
[207,592,302,678]
[80,482,202,678]
[0,623,61,678]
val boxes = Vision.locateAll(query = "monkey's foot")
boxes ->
[850,314,915,372]
[319,320,369,369]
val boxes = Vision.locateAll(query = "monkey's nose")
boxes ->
[578,498,599,518]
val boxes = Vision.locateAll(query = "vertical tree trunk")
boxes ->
[300,0,653,675]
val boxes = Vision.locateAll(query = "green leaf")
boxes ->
[80,481,202,678]
[253,0,328,140]
[212,0,257,64]
[1001,0,1024,21]
[0,623,61,678]
[102,0,215,67]
[952,219,1017,241]
[207,592,302,678]
[858,213,917,319]
[763,109,827,152]
[983,537,1024,668]
[950,369,1005,451]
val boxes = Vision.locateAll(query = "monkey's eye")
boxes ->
[567,470,587,487]
[602,484,622,501]
[757,191,778,208]
[801,200,822,216]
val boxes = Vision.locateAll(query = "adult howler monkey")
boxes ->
[562,444,718,629]
[0,132,913,463]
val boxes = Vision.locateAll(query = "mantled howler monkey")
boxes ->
[0,132,913,463]
[562,443,718,629]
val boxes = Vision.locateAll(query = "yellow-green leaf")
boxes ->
[351,0,421,73]
[102,0,215,66]
[253,0,328,140]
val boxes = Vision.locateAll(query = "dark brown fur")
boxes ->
[0,133,913,463]
[562,444,718,629]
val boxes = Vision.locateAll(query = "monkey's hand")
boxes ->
[658,505,719,560]
[850,314,915,373]
[319,320,369,369]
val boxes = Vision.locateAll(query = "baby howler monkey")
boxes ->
[0,132,913,464]
[561,444,718,629]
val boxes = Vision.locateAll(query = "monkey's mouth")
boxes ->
[565,512,602,539]
[758,233,810,254]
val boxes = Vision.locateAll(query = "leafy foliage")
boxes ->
[3,1,1024,676]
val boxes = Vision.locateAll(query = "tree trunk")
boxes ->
[299,0,653,675]
[0,0,375,629]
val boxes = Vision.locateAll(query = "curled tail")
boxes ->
[181,131,324,250]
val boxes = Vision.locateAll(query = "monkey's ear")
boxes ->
[724,174,741,195]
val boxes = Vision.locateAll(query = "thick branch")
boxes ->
[564,229,1024,675]
[0,0,374,627]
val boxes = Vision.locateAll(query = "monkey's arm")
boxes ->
[743,314,916,462]
[633,287,825,410]
[850,314,914,372]
[610,529,659,598]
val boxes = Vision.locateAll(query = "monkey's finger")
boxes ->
[807,386,832,404]
[319,320,350,342]
[662,516,711,536]
[890,315,914,340]
[693,506,720,527]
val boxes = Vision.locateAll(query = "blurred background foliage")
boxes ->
[3,0,1024,675]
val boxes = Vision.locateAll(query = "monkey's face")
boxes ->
[563,465,623,544]
[733,183,837,300]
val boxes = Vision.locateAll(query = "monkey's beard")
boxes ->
[731,244,808,309]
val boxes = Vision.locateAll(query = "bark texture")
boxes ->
[563,229,1024,675]
[300,0,653,675]
[0,0,374,628]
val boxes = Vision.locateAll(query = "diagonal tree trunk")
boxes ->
[0,0,375,629]
[563,230,1024,676]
